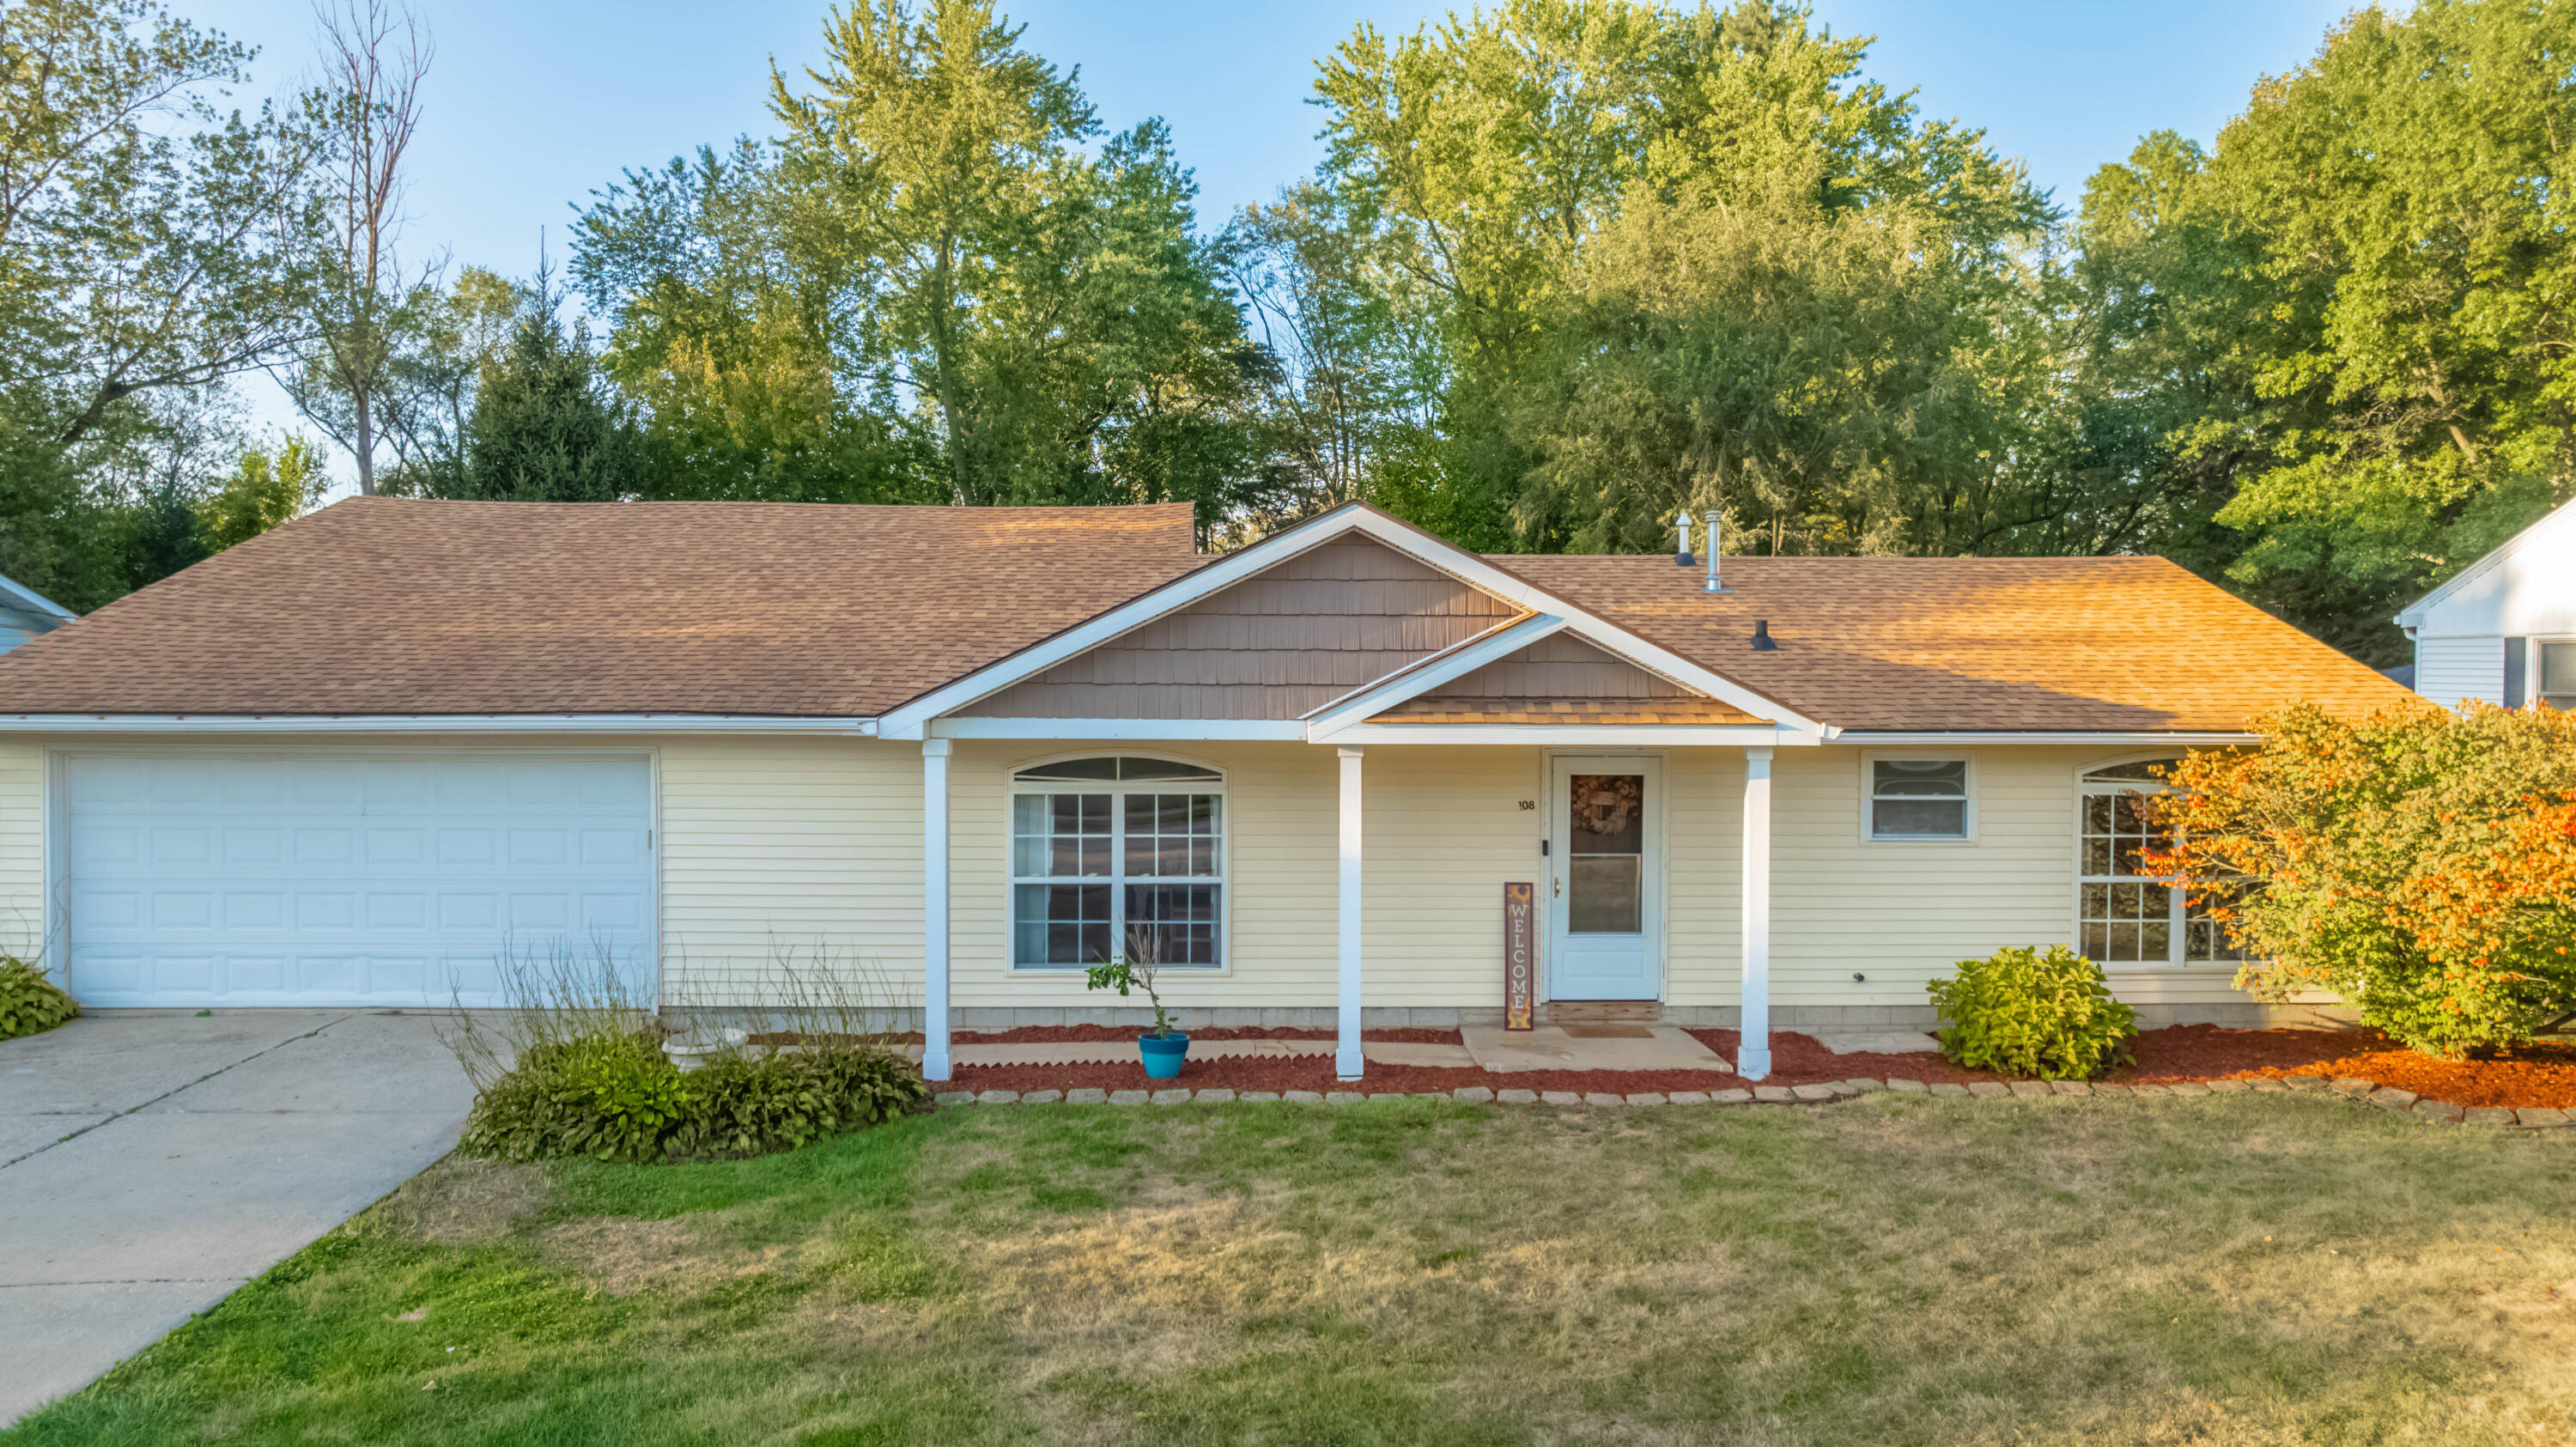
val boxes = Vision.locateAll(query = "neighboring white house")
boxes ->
[2396,495,2576,711]
[0,574,74,655]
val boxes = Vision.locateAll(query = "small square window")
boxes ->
[1869,759,1969,839]
[2540,640,2576,711]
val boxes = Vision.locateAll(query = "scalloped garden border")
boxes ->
[931,1073,2573,1128]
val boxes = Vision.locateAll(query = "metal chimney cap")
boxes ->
[1672,509,1695,567]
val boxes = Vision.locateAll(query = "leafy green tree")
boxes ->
[2079,1,2576,660]
[0,0,325,606]
[1220,181,1444,539]
[575,0,1266,531]
[441,274,645,502]
[1313,0,2056,551]
[197,435,319,550]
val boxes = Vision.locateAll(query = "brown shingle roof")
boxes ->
[1492,553,2419,733]
[0,499,2418,732]
[0,498,1200,716]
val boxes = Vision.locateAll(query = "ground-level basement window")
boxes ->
[2078,760,2245,966]
[1012,757,1224,969]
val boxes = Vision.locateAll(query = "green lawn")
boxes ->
[13,1094,2576,1446]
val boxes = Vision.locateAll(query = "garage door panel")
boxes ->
[68,754,654,1008]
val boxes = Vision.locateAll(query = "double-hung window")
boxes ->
[1011,757,1224,969]
[1868,757,1971,839]
[2077,760,2245,966]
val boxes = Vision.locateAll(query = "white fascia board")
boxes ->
[1302,613,1567,738]
[929,718,1306,740]
[1832,731,2258,746]
[1321,722,1810,746]
[0,714,880,735]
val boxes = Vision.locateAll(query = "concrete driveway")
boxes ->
[0,1011,474,1423]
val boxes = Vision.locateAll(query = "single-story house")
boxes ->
[2397,493,2576,710]
[0,572,74,655]
[0,498,2410,1079]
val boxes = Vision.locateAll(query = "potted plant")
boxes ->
[1085,942,1186,1079]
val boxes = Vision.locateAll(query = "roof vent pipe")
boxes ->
[1673,508,1695,567]
[1752,620,1778,651]
[1704,510,1728,593]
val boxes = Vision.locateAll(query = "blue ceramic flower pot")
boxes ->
[1139,1031,1189,1079]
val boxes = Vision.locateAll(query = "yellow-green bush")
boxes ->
[1927,945,2137,1080]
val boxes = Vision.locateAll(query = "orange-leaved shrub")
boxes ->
[2145,701,2576,1058]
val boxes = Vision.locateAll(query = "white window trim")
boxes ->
[2069,754,2243,972]
[1005,752,1233,976]
[2530,635,2576,710]
[1859,751,1977,843]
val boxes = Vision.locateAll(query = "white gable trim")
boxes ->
[877,504,1823,741]
[1301,612,1569,738]
[2396,494,2576,628]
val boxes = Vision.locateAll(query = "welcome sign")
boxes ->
[1504,881,1535,1031]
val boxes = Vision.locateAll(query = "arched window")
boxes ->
[1011,757,1224,969]
[2077,760,2244,966]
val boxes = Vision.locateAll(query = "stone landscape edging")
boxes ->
[927,1073,2574,1129]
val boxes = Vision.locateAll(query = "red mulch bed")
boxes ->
[2127,1024,2576,1110]
[943,1024,2576,1110]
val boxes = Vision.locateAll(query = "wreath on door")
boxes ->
[1571,775,1642,839]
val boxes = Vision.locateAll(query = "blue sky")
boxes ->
[186,0,2354,455]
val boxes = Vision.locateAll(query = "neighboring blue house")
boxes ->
[0,574,75,654]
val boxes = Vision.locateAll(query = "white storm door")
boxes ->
[1546,756,1663,1000]
[64,752,654,1008]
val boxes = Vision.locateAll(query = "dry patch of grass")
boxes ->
[11,1094,2575,1447]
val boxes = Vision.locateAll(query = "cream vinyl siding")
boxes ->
[1769,745,2251,1008]
[0,742,42,959]
[946,740,1338,1007]
[1661,747,1745,1005]
[656,736,921,1004]
[2415,635,2504,708]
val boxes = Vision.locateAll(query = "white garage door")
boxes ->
[66,754,654,1008]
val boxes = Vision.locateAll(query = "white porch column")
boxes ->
[921,739,953,1082]
[1738,745,1774,1080]
[1336,745,1365,1080]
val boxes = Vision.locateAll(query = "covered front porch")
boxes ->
[911,736,1795,1084]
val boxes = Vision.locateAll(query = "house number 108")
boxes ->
[1517,799,1536,810]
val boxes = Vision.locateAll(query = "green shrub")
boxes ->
[1926,945,2138,1080]
[0,958,77,1040]
[460,1031,927,1164]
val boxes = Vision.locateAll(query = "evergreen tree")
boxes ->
[444,276,645,502]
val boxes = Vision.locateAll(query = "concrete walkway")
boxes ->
[0,1012,474,1424]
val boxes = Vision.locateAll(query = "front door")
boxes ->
[1546,757,1662,1000]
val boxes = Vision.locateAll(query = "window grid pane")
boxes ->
[2079,778,2189,965]
[1014,773,1223,969]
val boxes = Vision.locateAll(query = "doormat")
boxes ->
[1561,1024,1655,1039]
